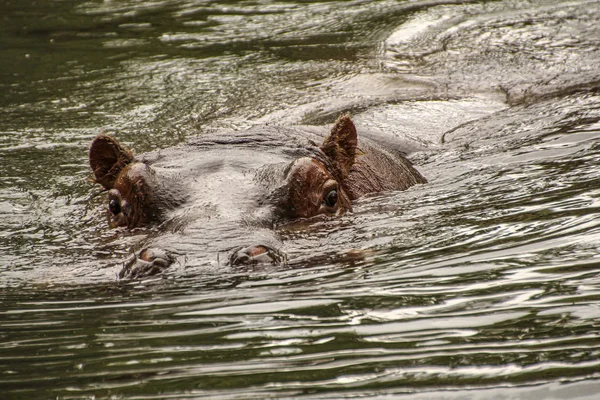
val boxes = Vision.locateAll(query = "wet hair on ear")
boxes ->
[89,135,134,189]
[320,113,358,180]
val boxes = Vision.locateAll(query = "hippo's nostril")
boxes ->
[228,245,284,266]
[230,252,250,266]
[119,247,173,279]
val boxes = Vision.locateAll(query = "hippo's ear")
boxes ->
[89,134,134,189]
[320,113,358,180]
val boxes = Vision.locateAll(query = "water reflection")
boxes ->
[1,0,600,398]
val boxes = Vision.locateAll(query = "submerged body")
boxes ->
[90,115,426,277]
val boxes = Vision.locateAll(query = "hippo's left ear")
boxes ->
[89,134,134,189]
[320,113,358,180]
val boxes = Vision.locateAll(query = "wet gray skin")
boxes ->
[89,115,426,278]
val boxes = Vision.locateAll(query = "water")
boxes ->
[1,0,600,398]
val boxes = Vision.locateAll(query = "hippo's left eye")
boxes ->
[324,189,338,208]
[108,199,121,215]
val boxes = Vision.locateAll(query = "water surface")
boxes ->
[1,0,600,398]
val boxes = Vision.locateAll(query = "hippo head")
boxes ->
[266,115,357,220]
[89,135,155,229]
[89,115,370,278]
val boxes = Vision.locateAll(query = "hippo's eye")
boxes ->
[324,189,338,208]
[108,199,121,215]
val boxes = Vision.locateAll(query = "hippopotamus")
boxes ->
[89,114,426,278]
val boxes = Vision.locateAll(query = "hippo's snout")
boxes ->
[117,244,285,279]
[228,244,285,266]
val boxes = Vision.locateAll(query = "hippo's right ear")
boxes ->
[89,134,134,189]
[320,113,358,180]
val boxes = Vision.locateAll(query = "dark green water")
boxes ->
[1,0,600,398]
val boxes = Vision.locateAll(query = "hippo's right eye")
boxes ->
[324,189,338,209]
[108,199,121,215]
